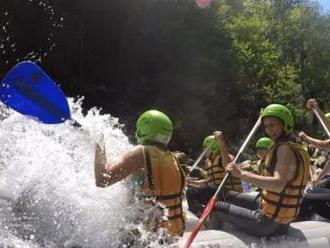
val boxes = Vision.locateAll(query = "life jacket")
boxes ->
[260,141,310,224]
[256,159,266,175]
[240,159,266,192]
[141,145,185,236]
[204,153,242,192]
[240,159,265,175]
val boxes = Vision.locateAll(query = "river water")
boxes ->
[0,98,161,248]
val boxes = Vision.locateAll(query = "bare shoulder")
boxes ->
[275,144,297,180]
[276,144,297,167]
[122,145,144,162]
[124,145,144,157]
[117,145,144,173]
[276,144,295,158]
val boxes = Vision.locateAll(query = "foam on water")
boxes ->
[0,98,135,247]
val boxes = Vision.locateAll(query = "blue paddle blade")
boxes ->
[0,61,71,124]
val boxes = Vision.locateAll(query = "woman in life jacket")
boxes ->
[296,99,330,221]
[186,135,242,218]
[94,110,185,239]
[210,104,310,237]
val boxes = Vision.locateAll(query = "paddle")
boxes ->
[182,117,261,248]
[187,143,211,177]
[0,61,80,126]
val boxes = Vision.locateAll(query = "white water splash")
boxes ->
[0,98,133,247]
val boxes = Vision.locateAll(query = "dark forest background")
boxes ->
[1,0,330,156]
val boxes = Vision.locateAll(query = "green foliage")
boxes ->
[207,0,329,140]
[2,0,330,152]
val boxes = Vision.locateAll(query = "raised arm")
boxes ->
[94,144,145,187]
[307,99,330,132]
[214,131,234,167]
[299,131,330,151]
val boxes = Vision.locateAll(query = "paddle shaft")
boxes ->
[213,117,261,197]
[313,109,330,138]
[182,117,261,248]
[187,144,211,176]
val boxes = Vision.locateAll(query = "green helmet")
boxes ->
[325,113,330,120]
[260,104,294,134]
[203,135,220,153]
[255,137,273,150]
[135,110,173,145]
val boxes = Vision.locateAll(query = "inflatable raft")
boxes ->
[181,203,330,248]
